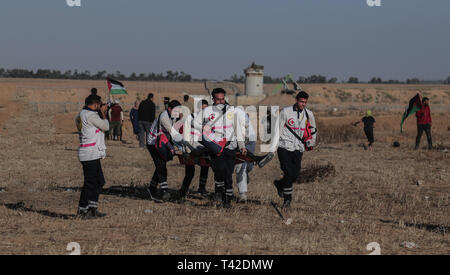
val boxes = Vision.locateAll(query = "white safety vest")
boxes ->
[277,106,316,152]
[78,109,107,162]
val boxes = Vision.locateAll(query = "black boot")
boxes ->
[273,180,283,198]
[179,186,189,200]
[161,189,171,201]
[89,207,106,218]
[282,199,291,209]
[214,187,224,202]
[146,185,158,201]
[197,185,208,195]
[222,194,232,209]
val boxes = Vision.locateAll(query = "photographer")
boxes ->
[75,94,109,219]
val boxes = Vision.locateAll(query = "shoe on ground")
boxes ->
[197,187,208,195]
[146,186,161,202]
[214,190,223,202]
[237,193,247,203]
[282,200,291,209]
[161,190,171,201]
[89,208,106,218]
[273,180,283,198]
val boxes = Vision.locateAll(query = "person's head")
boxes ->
[211,88,226,105]
[184,95,190,102]
[114,99,120,105]
[134,100,140,109]
[366,110,373,117]
[147,93,154,100]
[201,99,209,110]
[85,94,102,110]
[295,91,309,110]
[422,97,429,106]
[90,88,97,95]
[167,100,181,115]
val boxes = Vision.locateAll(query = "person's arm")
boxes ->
[234,108,247,152]
[88,113,109,132]
[307,110,317,148]
[120,111,124,122]
[75,113,82,132]
[268,108,284,153]
[108,109,112,121]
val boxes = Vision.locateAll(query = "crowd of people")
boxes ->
[74,87,433,219]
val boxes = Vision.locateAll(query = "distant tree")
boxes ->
[348,77,359,83]
[406,78,420,84]
[369,77,382,84]
[328,77,338,83]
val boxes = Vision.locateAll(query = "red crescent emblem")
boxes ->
[288,118,295,126]
[209,114,215,121]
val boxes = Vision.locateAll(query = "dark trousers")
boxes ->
[277,148,303,201]
[111,121,122,139]
[210,148,236,199]
[147,145,168,190]
[182,165,209,190]
[364,127,374,146]
[416,124,432,149]
[78,159,105,210]
[139,121,153,148]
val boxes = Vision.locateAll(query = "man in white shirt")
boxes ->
[75,94,109,219]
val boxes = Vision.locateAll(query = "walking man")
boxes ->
[272,91,317,208]
[75,94,109,218]
[147,100,182,201]
[138,93,156,148]
[415,97,433,150]
[194,88,247,208]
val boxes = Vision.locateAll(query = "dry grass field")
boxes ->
[0,78,449,255]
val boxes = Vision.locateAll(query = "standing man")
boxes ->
[75,94,109,218]
[109,99,124,141]
[138,93,156,148]
[194,88,247,208]
[272,91,317,209]
[415,97,432,150]
[147,100,183,201]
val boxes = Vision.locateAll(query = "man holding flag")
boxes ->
[400,94,433,150]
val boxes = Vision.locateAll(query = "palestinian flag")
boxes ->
[400,93,422,132]
[106,77,127,95]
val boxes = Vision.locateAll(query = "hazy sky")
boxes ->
[1,0,449,81]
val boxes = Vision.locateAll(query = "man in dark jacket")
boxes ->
[138,93,156,148]
[415,97,432,150]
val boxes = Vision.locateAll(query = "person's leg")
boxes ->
[424,124,432,149]
[118,122,122,141]
[223,149,236,208]
[147,145,160,199]
[365,128,374,147]
[138,121,146,148]
[235,162,247,195]
[78,160,100,215]
[180,164,195,198]
[275,148,289,198]
[282,150,302,208]
[198,166,209,194]
[211,154,225,202]
[415,124,424,149]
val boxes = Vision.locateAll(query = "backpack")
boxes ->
[154,113,175,161]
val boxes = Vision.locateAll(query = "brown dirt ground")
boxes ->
[0,79,449,255]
